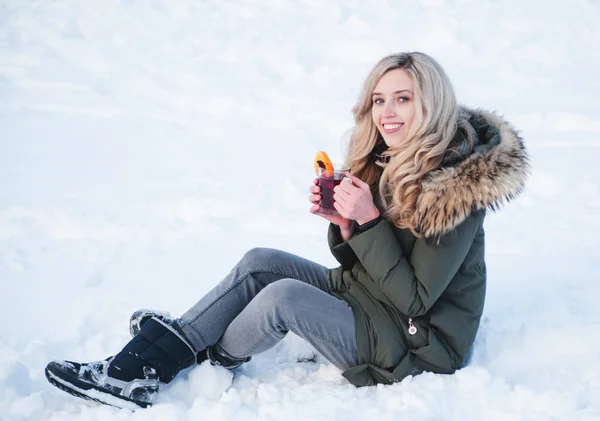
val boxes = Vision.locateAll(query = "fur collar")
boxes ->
[414,107,530,238]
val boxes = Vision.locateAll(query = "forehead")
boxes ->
[374,68,413,92]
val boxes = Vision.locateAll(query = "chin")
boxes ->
[385,136,408,148]
[382,139,399,148]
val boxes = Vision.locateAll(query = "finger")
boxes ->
[336,179,356,195]
[310,185,321,194]
[313,178,320,186]
[345,172,369,190]
[310,204,338,223]
[334,183,354,199]
[333,200,348,218]
[333,185,350,201]
[309,193,321,203]
[333,193,347,203]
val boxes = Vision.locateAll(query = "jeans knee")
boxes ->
[255,279,303,316]
[238,247,281,271]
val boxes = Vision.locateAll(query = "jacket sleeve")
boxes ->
[327,223,358,269]
[347,211,484,317]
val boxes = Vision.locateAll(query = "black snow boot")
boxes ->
[130,310,314,367]
[129,309,208,365]
[129,310,250,370]
[206,343,252,370]
[129,309,174,338]
[45,357,159,409]
[45,317,196,409]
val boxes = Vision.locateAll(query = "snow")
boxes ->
[1,0,599,420]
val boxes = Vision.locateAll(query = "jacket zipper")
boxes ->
[408,317,417,335]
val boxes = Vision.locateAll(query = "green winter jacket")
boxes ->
[326,108,529,387]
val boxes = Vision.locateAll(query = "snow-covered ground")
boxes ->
[1,1,599,420]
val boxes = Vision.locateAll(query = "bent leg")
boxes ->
[178,248,330,353]
[216,279,358,371]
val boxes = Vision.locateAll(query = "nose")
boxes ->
[383,101,396,117]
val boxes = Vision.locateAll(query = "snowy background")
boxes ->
[1,0,600,420]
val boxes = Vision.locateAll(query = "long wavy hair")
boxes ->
[346,52,472,236]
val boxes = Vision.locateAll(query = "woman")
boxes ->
[45,52,529,409]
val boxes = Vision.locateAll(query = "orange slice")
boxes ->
[313,151,334,177]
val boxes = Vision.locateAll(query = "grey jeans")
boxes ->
[177,247,358,370]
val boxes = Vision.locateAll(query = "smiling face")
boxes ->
[371,68,416,148]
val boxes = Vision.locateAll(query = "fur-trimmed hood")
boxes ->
[414,107,530,238]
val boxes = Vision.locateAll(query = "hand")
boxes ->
[332,172,380,225]
[308,178,353,234]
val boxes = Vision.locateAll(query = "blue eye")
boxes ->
[373,98,384,104]
[398,96,410,103]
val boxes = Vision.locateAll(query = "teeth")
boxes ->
[383,123,401,130]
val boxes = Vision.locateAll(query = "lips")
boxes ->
[381,122,403,134]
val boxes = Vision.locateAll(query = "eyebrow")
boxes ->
[371,90,413,96]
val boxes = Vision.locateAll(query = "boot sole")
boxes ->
[45,365,150,410]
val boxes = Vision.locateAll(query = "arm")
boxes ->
[327,223,358,269]
[347,210,485,317]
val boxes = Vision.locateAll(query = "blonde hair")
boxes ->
[346,52,471,236]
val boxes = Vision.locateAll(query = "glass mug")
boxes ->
[317,164,350,215]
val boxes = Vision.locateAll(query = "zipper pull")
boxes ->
[408,318,417,335]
